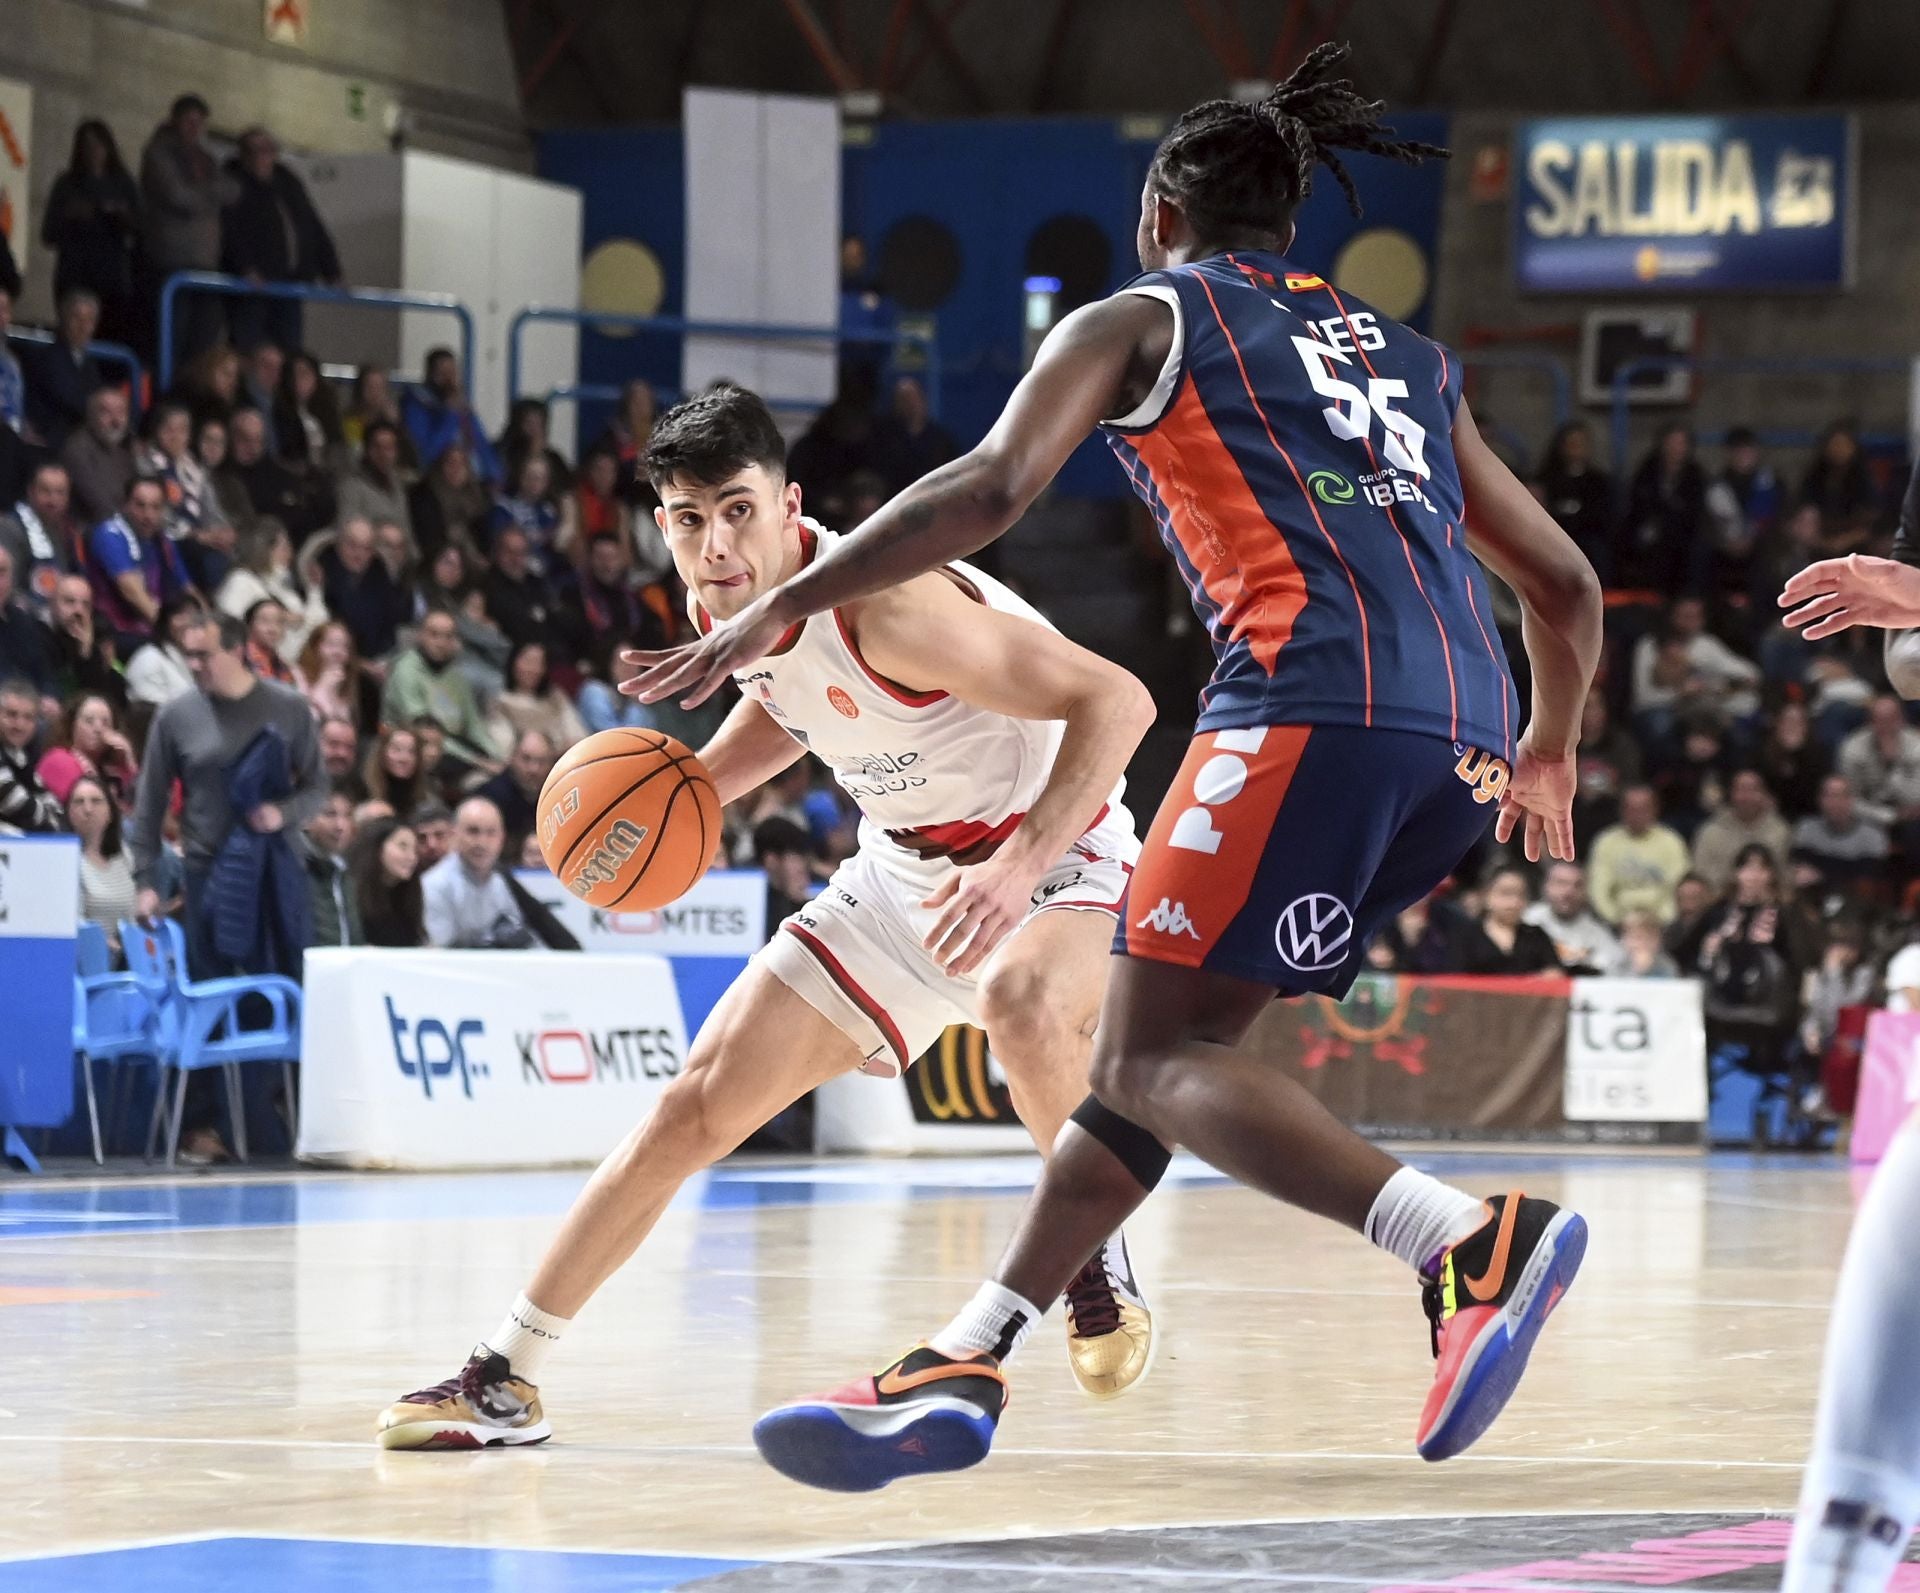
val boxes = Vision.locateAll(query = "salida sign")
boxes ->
[386,995,680,1101]
[1514,113,1852,291]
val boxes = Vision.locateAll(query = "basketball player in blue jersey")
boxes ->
[1778,532,1920,1590]
[629,43,1606,1490]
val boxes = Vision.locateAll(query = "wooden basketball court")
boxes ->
[0,1149,1905,1590]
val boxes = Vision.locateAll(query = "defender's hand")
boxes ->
[1780,555,1920,639]
[622,592,791,709]
[1494,732,1577,864]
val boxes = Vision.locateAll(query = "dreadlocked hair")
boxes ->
[1148,42,1449,240]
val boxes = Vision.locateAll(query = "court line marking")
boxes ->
[749,1550,1788,1592]
[0,1510,1800,1574]
[0,1431,1802,1470]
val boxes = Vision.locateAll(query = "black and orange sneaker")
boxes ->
[753,1343,1006,1492]
[1415,1191,1587,1462]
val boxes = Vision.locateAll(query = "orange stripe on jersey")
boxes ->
[1322,282,1460,743]
[1125,727,1310,966]
[1189,270,1372,717]
[1131,382,1308,675]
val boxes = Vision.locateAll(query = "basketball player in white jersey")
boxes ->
[377,381,1156,1449]
[1779,543,1920,1589]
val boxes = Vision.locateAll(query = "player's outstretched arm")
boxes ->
[693,694,809,808]
[850,573,1157,975]
[1455,399,1604,862]
[630,293,1168,710]
[1779,555,1920,640]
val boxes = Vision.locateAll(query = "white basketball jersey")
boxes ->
[702,521,1123,872]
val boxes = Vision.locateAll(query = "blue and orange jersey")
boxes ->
[1100,249,1517,759]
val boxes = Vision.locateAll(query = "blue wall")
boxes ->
[537,113,1447,497]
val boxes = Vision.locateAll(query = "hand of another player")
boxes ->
[921,849,1045,978]
[1494,732,1577,864]
[1779,555,1920,639]
[622,592,792,709]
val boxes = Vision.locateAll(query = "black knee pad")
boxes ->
[1070,1093,1173,1192]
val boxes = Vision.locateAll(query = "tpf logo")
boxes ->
[1276,893,1353,972]
[386,996,488,1100]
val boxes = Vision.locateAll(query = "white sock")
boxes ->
[481,1291,570,1381]
[930,1282,1043,1363]
[1784,1121,1920,1592]
[1365,1167,1488,1276]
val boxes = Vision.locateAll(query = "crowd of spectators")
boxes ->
[10,97,1920,1153]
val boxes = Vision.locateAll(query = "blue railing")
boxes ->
[1609,355,1912,483]
[5,328,147,424]
[506,307,942,420]
[1459,351,1574,435]
[158,273,476,405]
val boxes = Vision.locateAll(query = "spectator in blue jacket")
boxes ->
[401,348,500,485]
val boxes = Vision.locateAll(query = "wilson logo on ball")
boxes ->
[570,818,650,891]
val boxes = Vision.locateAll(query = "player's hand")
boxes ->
[1495,732,1577,864]
[921,848,1045,978]
[621,592,793,709]
[1779,554,1920,639]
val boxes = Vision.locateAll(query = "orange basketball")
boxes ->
[536,729,722,910]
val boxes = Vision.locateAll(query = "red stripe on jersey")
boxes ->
[1321,283,1461,743]
[782,922,910,1070]
[833,608,948,707]
[1188,270,1371,714]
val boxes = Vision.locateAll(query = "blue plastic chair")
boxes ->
[120,917,303,1167]
[71,922,161,1165]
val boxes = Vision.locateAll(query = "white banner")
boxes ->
[513,868,767,957]
[0,78,33,277]
[0,835,77,938]
[297,948,688,1169]
[1564,977,1708,1123]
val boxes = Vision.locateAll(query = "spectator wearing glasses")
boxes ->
[125,595,207,713]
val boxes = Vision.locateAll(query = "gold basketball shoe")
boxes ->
[377,1347,552,1450]
[1063,1233,1154,1399]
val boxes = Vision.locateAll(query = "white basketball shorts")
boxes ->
[758,804,1139,1077]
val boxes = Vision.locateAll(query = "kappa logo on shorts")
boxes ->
[1275,893,1354,972]
[1136,897,1201,940]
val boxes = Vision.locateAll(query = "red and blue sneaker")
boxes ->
[1416,1191,1587,1462]
[753,1344,1007,1493]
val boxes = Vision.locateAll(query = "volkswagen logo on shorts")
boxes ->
[1275,893,1354,972]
